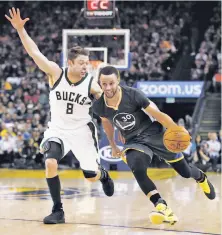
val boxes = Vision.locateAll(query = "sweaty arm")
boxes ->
[90,80,103,99]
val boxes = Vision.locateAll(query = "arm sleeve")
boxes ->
[134,89,150,109]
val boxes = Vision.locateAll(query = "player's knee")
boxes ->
[126,150,145,169]
[133,160,148,179]
[178,169,191,178]
[82,170,98,182]
[45,158,58,171]
[126,151,147,180]
[42,140,63,163]
[171,159,192,178]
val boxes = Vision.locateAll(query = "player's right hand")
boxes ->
[5,8,29,31]
[111,146,122,158]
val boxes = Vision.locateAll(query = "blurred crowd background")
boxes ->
[0,1,221,171]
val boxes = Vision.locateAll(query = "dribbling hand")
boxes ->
[176,125,192,139]
[5,8,29,31]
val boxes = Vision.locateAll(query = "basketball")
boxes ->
[163,126,191,153]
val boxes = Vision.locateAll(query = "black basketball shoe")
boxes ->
[100,166,114,197]
[43,203,65,224]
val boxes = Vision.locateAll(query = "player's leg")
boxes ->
[169,156,216,200]
[82,165,114,197]
[40,138,66,224]
[70,122,114,196]
[126,149,178,225]
[142,123,216,200]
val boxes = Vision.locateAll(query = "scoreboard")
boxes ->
[84,0,115,19]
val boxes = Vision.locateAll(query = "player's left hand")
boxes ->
[169,125,188,133]
[168,125,192,140]
[178,125,189,133]
[176,125,192,140]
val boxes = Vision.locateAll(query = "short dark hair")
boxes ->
[99,66,120,81]
[68,46,89,61]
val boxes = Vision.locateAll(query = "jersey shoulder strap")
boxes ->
[50,67,64,91]
[87,75,94,100]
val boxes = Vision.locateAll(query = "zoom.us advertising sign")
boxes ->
[136,81,204,98]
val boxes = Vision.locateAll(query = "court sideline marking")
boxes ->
[0,217,219,235]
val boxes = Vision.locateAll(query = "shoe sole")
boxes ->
[199,172,216,200]
[149,212,165,225]
[102,179,114,197]
[43,219,65,224]
[205,180,216,200]
[149,212,178,225]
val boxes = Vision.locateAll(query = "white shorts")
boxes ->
[40,122,100,171]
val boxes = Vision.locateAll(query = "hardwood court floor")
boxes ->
[0,169,221,235]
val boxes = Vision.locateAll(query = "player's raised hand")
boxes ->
[5,8,29,31]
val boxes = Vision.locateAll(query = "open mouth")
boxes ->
[105,91,113,96]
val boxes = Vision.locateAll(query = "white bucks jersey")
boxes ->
[48,68,94,130]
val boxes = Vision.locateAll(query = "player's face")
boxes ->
[68,55,89,78]
[100,74,119,98]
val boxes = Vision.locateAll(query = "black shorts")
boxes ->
[122,122,183,163]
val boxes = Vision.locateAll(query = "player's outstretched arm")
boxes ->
[101,117,122,157]
[5,8,61,79]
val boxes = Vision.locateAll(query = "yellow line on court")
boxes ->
[0,168,178,180]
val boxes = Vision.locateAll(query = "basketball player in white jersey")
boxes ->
[5,8,114,224]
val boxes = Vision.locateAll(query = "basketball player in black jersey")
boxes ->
[92,66,216,225]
